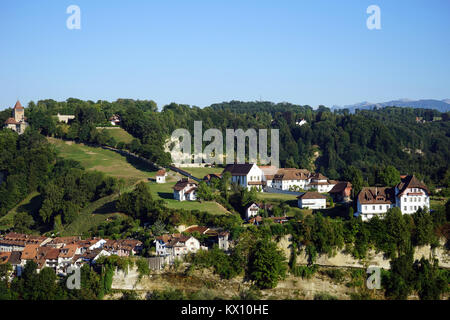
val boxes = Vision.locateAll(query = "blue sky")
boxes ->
[1,0,449,110]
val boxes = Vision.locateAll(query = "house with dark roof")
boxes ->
[329,181,352,203]
[3,101,29,134]
[173,178,198,201]
[297,192,327,209]
[222,163,264,191]
[356,175,430,221]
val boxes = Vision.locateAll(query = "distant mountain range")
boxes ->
[332,99,450,113]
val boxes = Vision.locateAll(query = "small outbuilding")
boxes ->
[297,191,327,209]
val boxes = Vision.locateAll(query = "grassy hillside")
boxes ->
[181,167,224,179]
[47,138,229,220]
[147,181,229,215]
[48,137,156,186]
[97,127,134,144]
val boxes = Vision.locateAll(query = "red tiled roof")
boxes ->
[329,181,352,194]
[273,168,310,181]
[21,244,39,260]
[4,117,18,125]
[357,187,395,205]
[156,169,166,176]
[14,101,24,109]
[297,191,328,200]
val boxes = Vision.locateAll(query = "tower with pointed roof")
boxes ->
[3,100,29,134]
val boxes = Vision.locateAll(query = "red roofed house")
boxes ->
[4,100,29,134]
[329,181,352,203]
[156,169,167,183]
[103,239,143,257]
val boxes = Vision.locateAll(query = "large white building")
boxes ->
[272,168,311,191]
[222,163,342,194]
[222,163,264,191]
[356,175,430,221]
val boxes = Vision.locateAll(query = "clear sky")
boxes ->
[1,0,449,110]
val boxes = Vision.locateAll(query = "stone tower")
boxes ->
[13,101,25,122]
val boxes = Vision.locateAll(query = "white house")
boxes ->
[154,234,201,257]
[259,165,278,188]
[56,113,75,123]
[297,192,327,209]
[156,169,167,183]
[356,175,430,221]
[109,114,121,126]
[244,202,260,220]
[173,178,198,201]
[272,168,311,191]
[305,173,337,193]
[222,163,264,191]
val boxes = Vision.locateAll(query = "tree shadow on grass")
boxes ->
[316,203,351,219]
[158,192,174,200]
[285,199,298,207]
[17,194,52,233]
[124,154,159,174]
[94,200,118,214]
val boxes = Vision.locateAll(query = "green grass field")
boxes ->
[98,127,134,144]
[181,167,224,179]
[48,137,157,186]
[256,192,298,203]
[147,181,229,215]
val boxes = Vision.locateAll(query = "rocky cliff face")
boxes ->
[277,235,450,269]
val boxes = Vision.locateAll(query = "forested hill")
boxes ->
[2,99,449,190]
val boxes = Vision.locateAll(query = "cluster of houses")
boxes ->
[172,163,352,209]
[154,226,229,257]
[170,163,430,223]
[0,233,142,276]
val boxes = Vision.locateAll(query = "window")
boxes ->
[404,206,407,211]
[373,206,375,210]
[379,205,382,210]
